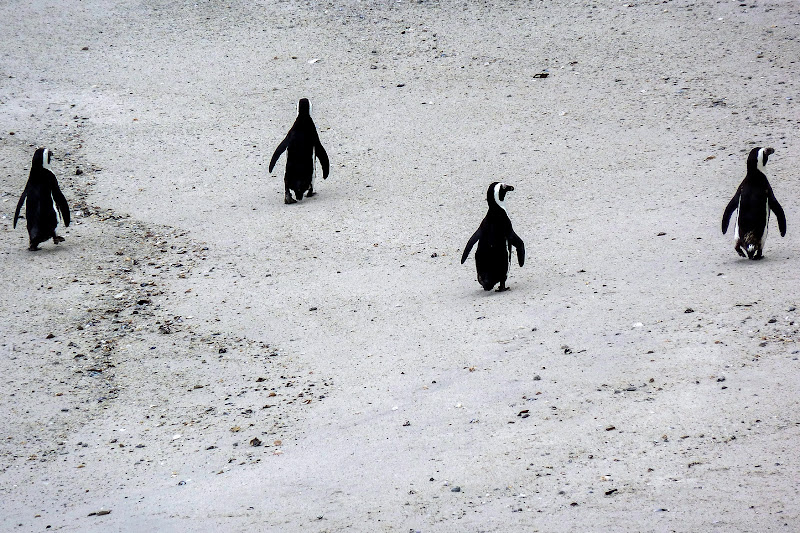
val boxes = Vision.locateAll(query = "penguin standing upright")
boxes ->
[461,182,525,291]
[722,147,786,259]
[14,147,70,251]
[268,98,330,204]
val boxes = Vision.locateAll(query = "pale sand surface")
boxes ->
[1,1,799,531]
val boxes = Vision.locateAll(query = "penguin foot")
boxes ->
[734,245,746,258]
[28,244,40,251]
[496,283,510,292]
[306,188,316,197]
[284,193,297,205]
[53,235,65,244]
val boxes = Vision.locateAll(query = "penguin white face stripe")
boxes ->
[756,148,766,174]
[494,182,507,212]
[41,148,50,170]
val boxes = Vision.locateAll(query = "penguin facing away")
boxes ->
[268,98,330,204]
[461,182,525,291]
[721,147,786,260]
[14,148,70,251]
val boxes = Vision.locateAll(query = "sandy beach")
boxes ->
[1,0,799,531]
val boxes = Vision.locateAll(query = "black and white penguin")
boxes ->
[461,182,525,291]
[721,147,786,260]
[13,147,71,251]
[268,98,330,204]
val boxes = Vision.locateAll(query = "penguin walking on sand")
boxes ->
[722,147,786,260]
[14,147,70,251]
[461,182,525,291]
[268,98,330,204]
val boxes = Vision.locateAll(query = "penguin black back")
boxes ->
[268,98,330,204]
[721,147,786,259]
[461,182,525,292]
[14,148,70,251]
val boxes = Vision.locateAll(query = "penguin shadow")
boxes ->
[467,284,522,297]
[722,254,780,266]
[273,184,344,208]
[16,239,71,256]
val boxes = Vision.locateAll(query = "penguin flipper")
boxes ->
[268,136,289,173]
[316,140,329,179]
[13,189,26,229]
[52,183,70,227]
[461,229,481,264]
[510,231,525,267]
[721,190,740,234]
[769,193,786,237]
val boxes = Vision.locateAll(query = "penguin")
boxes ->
[461,182,525,291]
[721,147,786,260]
[13,147,71,251]
[268,98,330,204]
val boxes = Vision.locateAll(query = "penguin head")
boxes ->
[32,147,51,169]
[297,98,311,117]
[748,146,774,174]
[487,182,514,211]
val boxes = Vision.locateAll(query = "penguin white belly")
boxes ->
[761,199,770,246]
[311,146,316,189]
[52,198,61,225]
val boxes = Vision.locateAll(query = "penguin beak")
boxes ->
[765,147,775,156]
[502,184,515,193]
